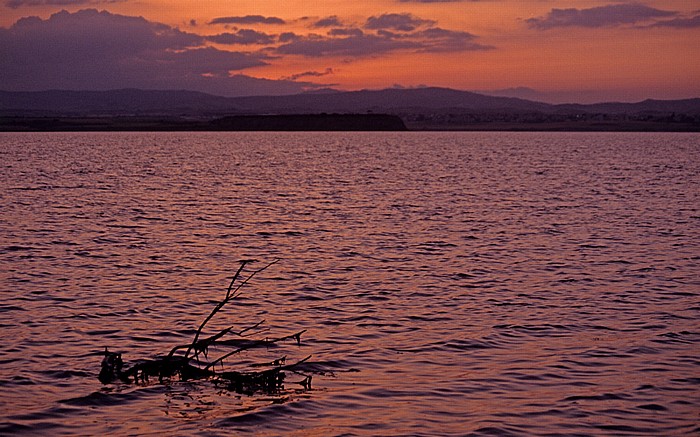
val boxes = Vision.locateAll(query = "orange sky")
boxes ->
[1,0,698,102]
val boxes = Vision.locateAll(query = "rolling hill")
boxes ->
[1,87,699,130]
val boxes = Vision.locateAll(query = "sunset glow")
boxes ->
[1,0,698,102]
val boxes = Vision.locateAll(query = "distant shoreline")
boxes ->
[405,121,700,132]
[0,114,408,132]
[0,114,698,132]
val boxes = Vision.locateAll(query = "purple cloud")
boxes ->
[651,14,700,28]
[277,33,421,57]
[328,27,364,37]
[366,13,435,32]
[0,9,317,96]
[272,10,491,58]
[278,31,300,42]
[209,15,285,25]
[412,27,491,52]
[377,26,491,52]
[527,3,677,29]
[275,24,490,58]
[4,0,123,8]
[281,67,334,81]
[4,9,203,58]
[313,16,343,28]
[207,29,275,45]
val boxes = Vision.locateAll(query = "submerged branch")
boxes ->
[167,326,233,361]
[99,260,317,396]
[205,329,307,370]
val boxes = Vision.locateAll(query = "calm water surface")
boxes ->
[0,132,698,436]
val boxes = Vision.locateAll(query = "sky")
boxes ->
[0,0,699,103]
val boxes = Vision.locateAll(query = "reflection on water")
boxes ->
[1,132,698,435]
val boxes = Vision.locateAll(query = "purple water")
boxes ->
[1,132,698,435]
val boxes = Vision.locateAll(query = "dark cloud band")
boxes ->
[209,15,285,25]
[4,0,124,9]
[527,3,677,29]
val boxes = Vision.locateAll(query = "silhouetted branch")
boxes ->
[184,260,252,359]
[98,260,318,396]
[238,319,265,337]
[205,329,307,370]
[217,355,312,394]
[167,326,233,361]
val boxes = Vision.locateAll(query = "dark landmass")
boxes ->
[400,110,700,132]
[0,114,407,132]
[211,114,407,131]
[1,87,699,131]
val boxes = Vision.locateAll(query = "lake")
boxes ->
[1,132,698,435]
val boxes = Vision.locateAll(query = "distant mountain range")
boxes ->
[1,87,699,131]
[2,87,699,117]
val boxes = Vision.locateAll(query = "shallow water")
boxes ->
[1,131,698,436]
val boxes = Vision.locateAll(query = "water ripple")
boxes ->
[0,131,698,435]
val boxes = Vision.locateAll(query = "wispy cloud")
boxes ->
[276,21,490,58]
[209,15,285,25]
[365,13,435,32]
[527,3,677,30]
[328,28,364,37]
[4,0,123,8]
[277,33,421,57]
[207,29,275,45]
[398,0,482,2]
[281,67,334,81]
[313,16,342,28]
[650,14,700,29]
[272,10,490,58]
[411,27,491,52]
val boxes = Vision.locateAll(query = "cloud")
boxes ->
[0,9,494,95]
[651,14,700,28]
[328,28,364,37]
[365,13,435,31]
[209,15,285,25]
[4,0,123,8]
[273,11,490,58]
[275,23,490,57]
[0,9,316,96]
[5,9,204,57]
[278,31,300,42]
[313,16,342,28]
[207,29,275,45]
[281,67,334,81]
[277,33,421,57]
[527,3,677,29]
[411,27,492,52]
[376,26,491,51]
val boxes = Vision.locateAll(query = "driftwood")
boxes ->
[99,260,314,394]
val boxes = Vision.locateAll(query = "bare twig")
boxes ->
[167,326,234,361]
[184,260,251,359]
[238,319,266,336]
[228,258,280,300]
[183,259,278,360]
[205,329,307,370]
